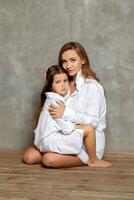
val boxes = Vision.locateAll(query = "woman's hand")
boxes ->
[49,101,65,118]
[75,124,86,129]
[75,124,95,134]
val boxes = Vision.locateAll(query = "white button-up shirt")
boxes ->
[64,70,106,161]
[34,92,85,155]
[34,70,106,163]
[34,92,76,149]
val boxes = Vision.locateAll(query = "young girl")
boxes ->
[33,65,106,167]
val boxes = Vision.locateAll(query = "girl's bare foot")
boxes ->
[88,158,112,168]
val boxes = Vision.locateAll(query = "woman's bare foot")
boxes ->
[88,158,112,168]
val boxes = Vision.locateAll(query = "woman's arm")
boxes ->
[49,101,75,135]
[64,87,106,128]
[55,118,75,135]
[49,100,65,118]
[49,86,106,129]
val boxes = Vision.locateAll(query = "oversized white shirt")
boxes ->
[34,92,76,149]
[63,70,106,160]
[34,70,106,163]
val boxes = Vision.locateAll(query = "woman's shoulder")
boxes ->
[85,78,104,92]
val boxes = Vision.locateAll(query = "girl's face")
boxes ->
[61,49,85,78]
[51,73,69,96]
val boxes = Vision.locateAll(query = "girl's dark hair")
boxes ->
[58,42,99,82]
[32,65,69,131]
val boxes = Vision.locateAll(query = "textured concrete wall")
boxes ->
[0,0,134,152]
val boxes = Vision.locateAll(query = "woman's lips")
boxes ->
[68,70,74,73]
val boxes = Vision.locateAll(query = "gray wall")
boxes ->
[0,0,134,152]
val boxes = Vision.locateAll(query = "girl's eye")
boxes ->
[56,81,60,84]
[62,60,66,64]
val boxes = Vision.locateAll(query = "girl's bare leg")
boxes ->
[23,145,42,164]
[42,152,85,168]
[76,124,112,168]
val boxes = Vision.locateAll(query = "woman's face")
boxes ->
[61,49,85,78]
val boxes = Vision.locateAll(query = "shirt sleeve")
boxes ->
[63,84,106,128]
[55,118,75,135]
[45,97,75,135]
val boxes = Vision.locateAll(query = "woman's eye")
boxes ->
[71,59,76,62]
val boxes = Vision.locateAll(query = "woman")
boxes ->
[23,42,112,168]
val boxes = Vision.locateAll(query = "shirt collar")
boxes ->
[45,92,65,103]
[75,69,84,91]
[64,90,70,101]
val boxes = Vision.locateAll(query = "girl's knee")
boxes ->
[23,153,34,164]
[23,150,42,164]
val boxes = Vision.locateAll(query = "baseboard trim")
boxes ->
[0,149,134,157]
[104,152,134,157]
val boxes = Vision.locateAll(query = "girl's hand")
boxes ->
[49,101,65,118]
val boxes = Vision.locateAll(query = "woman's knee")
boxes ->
[84,125,95,136]
[42,153,58,168]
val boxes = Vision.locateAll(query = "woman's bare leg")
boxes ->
[83,125,96,162]
[76,124,112,168]
[23,145,42,164]
[42,152,85,168]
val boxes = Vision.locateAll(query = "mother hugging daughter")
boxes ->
[23,42,112,168]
